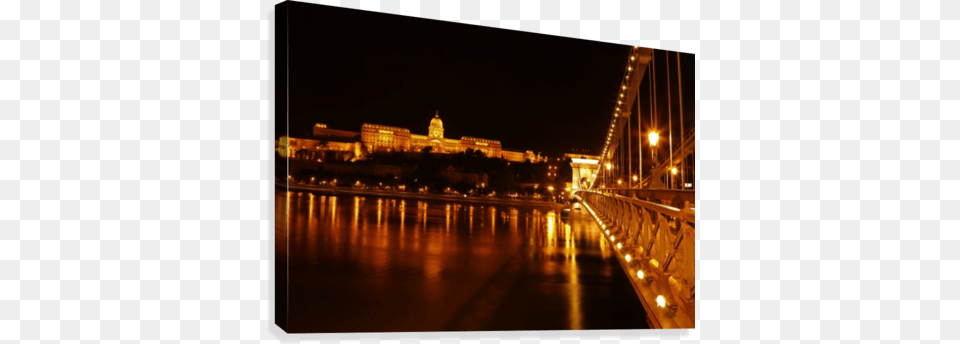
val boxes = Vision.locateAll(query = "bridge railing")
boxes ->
[595,188,695,209]
[575,189,695,329]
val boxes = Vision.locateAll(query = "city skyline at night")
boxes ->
[278,2,694,157]
[277,1,696,333]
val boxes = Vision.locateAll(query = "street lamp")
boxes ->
[649,131,660,189]
[604,162,612,190]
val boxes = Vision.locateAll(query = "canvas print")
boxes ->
[276,1,695,333]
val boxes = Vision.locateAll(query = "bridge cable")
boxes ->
[677,51,685,190]
[666,52,673,190]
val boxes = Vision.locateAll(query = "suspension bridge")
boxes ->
[569,47,696,329]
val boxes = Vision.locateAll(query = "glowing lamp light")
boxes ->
[648,132,659,146]
[625,254,631,262]
[671,167,678,175]
[606,230,610,235]
[616,243,622,249]
[637,270,644,279]
[632,175,638,181]
[656,295,666,308]
[610,235,615,241]
[617,179,622,185]
[605,163,612,170]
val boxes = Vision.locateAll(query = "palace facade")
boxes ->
[278,113,541,163]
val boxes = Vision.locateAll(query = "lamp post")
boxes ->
[605,162,612,191]
[648,131,659,189]
[671,166,678,189]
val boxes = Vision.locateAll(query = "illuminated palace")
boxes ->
[277,112,541,163]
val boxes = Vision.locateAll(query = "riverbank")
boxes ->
[278,182,564,209]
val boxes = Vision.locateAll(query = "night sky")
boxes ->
[280,1,694,157]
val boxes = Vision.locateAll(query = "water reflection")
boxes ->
[276,190,648,333]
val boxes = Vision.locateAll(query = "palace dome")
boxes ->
[430,114,443,128]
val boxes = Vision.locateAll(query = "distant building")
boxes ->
[278,112,542,163]
[313,123,360,142]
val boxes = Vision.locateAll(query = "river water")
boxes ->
[276,190,648,333]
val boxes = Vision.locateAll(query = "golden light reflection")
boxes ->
[546,211,557,247]
[283,191,631,328]
[329,196,337,225]
[445,204,451,232]
[416,201,425,230]
[422,202,428,230]
[656,295,666,308]
[377,198,382,226]
[308,193,317,259]
[284,189,291,253]
[399,200,406,233]
[568,221,581,330]
[353,196,360,230]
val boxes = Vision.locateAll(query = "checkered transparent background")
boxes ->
[3,0,957,342]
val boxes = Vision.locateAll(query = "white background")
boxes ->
[4,0,956,342]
